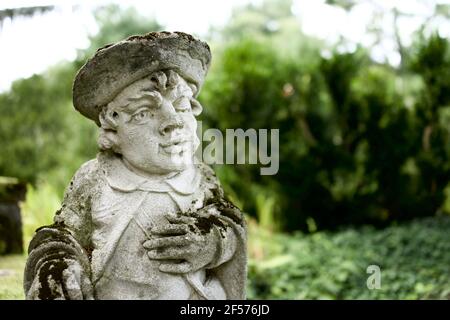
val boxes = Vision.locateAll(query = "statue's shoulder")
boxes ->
[197,161,216,179]
[64,156,105,201]
[71,158,102,185]
[196,161,224,198]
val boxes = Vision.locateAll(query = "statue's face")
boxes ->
[105,73,199,176]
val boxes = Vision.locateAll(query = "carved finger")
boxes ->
[80,273,94,300]
[62,269,83,300]
[165,214,196,225]
[197,204,220,216]
[159,261,193,274]
[149,224,189,236]
[35,260,66,299]
[143,235,192,249]
[27,276,42,300]
[51,280,65,300]
[147,247,192,260]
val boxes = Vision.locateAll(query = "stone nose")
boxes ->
[158,100,185,136]
[159,115,184,136]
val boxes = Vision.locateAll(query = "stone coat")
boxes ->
[24,152,247,300]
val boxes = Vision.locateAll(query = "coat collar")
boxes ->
[98,152,200,195]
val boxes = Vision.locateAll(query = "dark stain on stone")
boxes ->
[218,204,244,227]
[203,187,244,227]
[84,242,94,261]
[194,215,226,237]
[38,258,68,300]
[204,188,221,206]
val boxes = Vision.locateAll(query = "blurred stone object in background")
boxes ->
[0,177,25,254]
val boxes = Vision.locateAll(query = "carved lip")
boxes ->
[160,138,190,154]
[160,137,189,147]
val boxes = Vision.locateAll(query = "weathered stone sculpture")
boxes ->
[24,32,247,300]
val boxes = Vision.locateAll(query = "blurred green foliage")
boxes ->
[247,216,450,299]
[20,182,60,247]
[201,1,450,231]
[0,62,95,190]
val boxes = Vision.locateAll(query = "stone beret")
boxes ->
[73,31,211,125]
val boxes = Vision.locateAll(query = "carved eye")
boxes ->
[174,97,191,113]
[131,108,151,123]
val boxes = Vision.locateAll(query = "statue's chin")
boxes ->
[163,156,193,172]
[161,146,194,170]
[123,153,194,177]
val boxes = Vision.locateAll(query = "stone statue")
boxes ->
[24,32,247,300]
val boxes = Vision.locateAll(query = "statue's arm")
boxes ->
[24,160,99,300]
[202,197,245,269]
[199,163,246,269]
[192,164,247,299]
[53,159,98,248]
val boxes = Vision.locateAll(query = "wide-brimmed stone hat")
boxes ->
[73,31,211,125]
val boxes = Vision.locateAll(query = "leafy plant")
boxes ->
[247,216,450,299]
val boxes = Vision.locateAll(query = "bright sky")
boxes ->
[0,0,449,92]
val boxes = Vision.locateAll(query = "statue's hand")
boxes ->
[61,259,94,300]
[143,213,221,274]
[27,259,93,300]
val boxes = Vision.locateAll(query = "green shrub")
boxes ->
[247,216,450,299]
[20,182,60,249]
[201,30,450,232]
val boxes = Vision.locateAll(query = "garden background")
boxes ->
[0,0,449,299]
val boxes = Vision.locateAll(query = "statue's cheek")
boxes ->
[182,115,197,132]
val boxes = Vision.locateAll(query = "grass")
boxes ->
[0,254,26,300]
